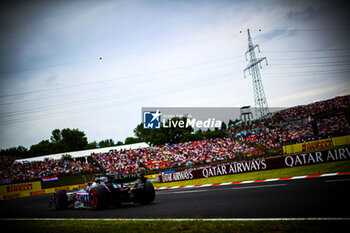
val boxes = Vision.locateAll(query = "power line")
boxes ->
[1,47,349,99]
[248,28,350,32]
[0,33,236,76]
[267,62,350,69]
[0,56,244,98]
[1,64,349,125]
[1,57,349,107]
[0,70,241,118]
[3,58,348,107]
[264,48,350,53]
[268,54,350,61]
[0,60,244,106]
[264,69,350,78]
[0,72,241,125]
[265,67,350,75]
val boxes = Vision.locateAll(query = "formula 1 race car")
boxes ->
[49,173,155,210]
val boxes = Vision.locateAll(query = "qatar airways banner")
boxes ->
[157,147,350,183]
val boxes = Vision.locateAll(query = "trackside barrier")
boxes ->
[157,147,350,183]
[0,181,42,200]
[282,135,350,154]
[0,182,86,200]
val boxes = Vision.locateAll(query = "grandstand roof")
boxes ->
[15,142,149,163]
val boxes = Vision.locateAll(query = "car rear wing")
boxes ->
[94,172,146,184]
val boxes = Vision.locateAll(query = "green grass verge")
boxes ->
[152,160,350,188]
[2,220,349,233]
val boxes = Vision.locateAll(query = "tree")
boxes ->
[49,129,68,153]
[98,139,115,148]
[50,129,62,142]
[163,116,194,144]
[30,128,88,156]
[85,141,98,150]
[61,154,73,161]
[133,123,144,141]
[0,146,29,159]
[228,119,234,128]
[124,137,140,145]
[134,116,194,145]
[30,140,53,157]
[116,141,124,146]
[60,128,88,151]
[143,130,167,145]
[190,129,204,141]
[221,122,227,130]
[203,128,227,140]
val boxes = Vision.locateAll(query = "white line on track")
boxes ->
[158,183,287,195]
[230,184,287,190]
[157,189,207,195]
[170,190,208,194]
[324,178,350,183]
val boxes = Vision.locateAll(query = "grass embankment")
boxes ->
[3,220,349,233]
[152,160,350,188]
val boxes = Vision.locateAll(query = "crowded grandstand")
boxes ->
[0,95,349,184]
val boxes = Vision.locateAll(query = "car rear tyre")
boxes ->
[54,190,67,210]
[89,185,109,210]
[143,181,155,204]
[134,181,155,204]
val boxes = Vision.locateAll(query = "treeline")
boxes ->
[0,128,137,159]
[1,116,238,159]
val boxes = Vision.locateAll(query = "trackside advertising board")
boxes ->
[0,182,86,200]
[157,147,350,183]
[0,181,42,200]
[282,135,350,154]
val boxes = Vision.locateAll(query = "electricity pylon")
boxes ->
[243,29,270,119]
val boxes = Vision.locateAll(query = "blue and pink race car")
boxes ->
[49,173,155,210]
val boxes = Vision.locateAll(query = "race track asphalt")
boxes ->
[0,175,349,219]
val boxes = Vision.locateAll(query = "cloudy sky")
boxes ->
[0,0,349,149]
